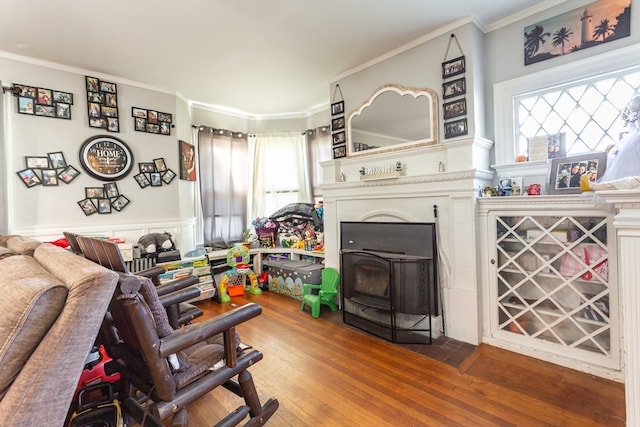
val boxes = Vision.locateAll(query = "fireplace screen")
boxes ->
[340,221,437,344]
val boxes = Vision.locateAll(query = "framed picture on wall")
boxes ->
[332,131,346,145]
[47,151,67,169]
[331,101,344,116]
[58,165,80,184]
[41,169,58,186]
[442,56,465,79]
[179,140,196,181]
[443,98,466,120]
[16,168,41,188]
[134,172,151,188]
[442,77,466,99]
[444,118,468,139]
[162,169,177,184]
[86,76,119,132]
[78,198,97,216]
[333,144,347,159]
[25,156,50,169]
[331,116,345,132]
[112,195,130,212]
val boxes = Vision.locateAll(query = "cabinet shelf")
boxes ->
[498,268,607,287]
[500,302,608,327]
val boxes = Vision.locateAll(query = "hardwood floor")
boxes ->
[183,291,625,426]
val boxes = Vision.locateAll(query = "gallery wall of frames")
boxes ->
[10,77,180,217]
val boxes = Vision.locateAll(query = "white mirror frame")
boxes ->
[347,83,439,158]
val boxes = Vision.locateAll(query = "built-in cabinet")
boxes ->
[479,196,621,379]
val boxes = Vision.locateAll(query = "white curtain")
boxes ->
[198,127,248,249]
[252,132,311,220]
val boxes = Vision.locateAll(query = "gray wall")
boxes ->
[483,0,639,141]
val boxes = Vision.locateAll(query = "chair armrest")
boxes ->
[159,303,262,357]
[302,283,321,294]
[158,286,201,308]
[155,274,199,296]
[136,266,167,282]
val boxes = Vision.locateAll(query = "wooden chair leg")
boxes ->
[238,370,262,417]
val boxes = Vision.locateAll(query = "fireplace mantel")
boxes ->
[321,136,494,345]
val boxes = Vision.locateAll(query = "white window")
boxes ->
[493,45,639,168]
[515,68,639,157]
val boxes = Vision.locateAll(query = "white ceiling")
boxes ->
[0,0,556,118]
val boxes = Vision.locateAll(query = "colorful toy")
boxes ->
[218,243,261,302]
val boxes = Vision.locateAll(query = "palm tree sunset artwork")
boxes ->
[524,0,631,65]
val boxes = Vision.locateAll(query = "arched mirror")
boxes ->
[347,84,438,157]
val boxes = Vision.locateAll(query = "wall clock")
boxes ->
[79,135,134,181]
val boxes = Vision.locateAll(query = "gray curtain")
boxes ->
[0,84,7,234]
[198,127,248,249]
[305,126,331,199]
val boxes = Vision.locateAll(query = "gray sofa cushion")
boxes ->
[0,255,68,398]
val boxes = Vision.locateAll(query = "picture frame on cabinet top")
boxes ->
[548,152,607,195]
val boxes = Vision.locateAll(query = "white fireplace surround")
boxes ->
[321,137,494,344]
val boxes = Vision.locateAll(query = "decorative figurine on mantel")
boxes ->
[588,95,640,191]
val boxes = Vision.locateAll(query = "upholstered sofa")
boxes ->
[0,235,119,427]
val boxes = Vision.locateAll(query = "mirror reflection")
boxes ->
[347,84,438,156]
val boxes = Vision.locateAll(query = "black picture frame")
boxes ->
[331,116,345,132]
[443,98,467,120]
[442,77,466,99]
[132,106,172,135]
[97,198,112,214]
[139,162,156,173]
[331,101,344,116]
[162,169,176,184]
[134,117,146,131]
[58,165,80,184]
[85,187,105,199]
[47,151,67,169]
[150,172,162,187]
[18,96,35,114]
[86,76,119,132]
[444,118,468,139]
[79,135,134,181]
[134,172,151,188]
[442,56,466,79]
[154,158,167,172]
[78,198,97,216]
[25,156,49,169]
[103,182,119,198]
[14,83,73,120]
[548,152,607,195]
[333,144,347,159]
[332,131,346,146]
[132,107,147,118]
[41,169,58,186]
[16,168,41,188]
[111,195,130,212]
[52,90,74,104]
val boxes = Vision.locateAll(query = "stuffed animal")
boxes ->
[137,232,175,256]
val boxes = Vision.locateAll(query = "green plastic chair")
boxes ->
[300,267,340,318]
